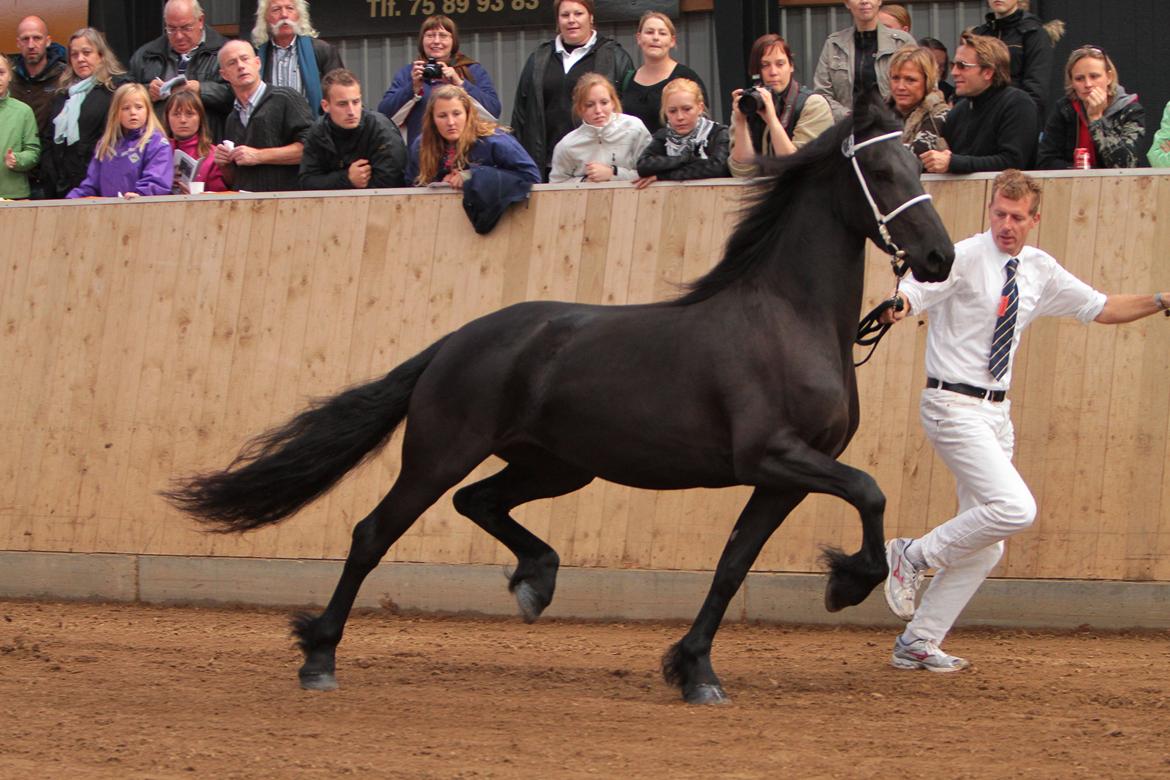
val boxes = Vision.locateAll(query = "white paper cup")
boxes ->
[188,181,205,195]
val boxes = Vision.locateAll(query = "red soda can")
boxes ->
[1074,147,1091,170]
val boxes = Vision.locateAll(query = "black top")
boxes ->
[941,84,1038,173]
[972,9,1055,123]
[223,85,314,192]
[854,29,879,96]
[620,64,708,135]
[299,109,408,190]
[40,77,126,198]
[541,49,599,168]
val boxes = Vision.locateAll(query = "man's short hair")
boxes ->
[321,68,361,100]
[991,169,1042,215]
[958,31,1011,89]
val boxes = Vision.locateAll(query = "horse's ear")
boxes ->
[851,85,886,137]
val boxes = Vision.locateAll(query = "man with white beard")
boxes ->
[251,0,343,117]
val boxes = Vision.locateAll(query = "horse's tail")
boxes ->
[163,336,450,533]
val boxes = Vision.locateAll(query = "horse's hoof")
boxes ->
[514,581,543,624]
[299,672,339,691]
[824,583,845,613]
[684,684,731,705]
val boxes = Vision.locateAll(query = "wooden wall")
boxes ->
[1,174,1168,582]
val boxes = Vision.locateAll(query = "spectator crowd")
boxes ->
[2,0,1169,206]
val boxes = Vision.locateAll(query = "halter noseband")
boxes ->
[842,130,933,275]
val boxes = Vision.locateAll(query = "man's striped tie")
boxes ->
[988,257,1019,381]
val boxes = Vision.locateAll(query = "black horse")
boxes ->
[166,90,954,704]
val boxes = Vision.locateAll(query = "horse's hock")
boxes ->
[2,173,1169,628]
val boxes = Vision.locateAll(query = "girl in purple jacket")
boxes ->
[67,83,172,199]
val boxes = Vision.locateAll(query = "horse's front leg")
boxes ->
[663,488,805,704]
[749,437,889,611]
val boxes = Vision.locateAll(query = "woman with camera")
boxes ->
[728,34,833,179]
[378,15,500,147]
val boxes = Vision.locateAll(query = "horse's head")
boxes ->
[845,89,954,283]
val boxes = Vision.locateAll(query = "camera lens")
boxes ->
[740,90,761,118]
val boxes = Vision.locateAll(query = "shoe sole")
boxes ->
[883,540,915,621]
[890,655,970,673]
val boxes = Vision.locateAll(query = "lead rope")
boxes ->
[854,261,907,367]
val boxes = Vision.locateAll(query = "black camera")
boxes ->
[421,57,445,82]
[739,74,767,118]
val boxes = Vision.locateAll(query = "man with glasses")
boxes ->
[251,0,343,118]
[128,0,232,136]
[919,32,1037,174]
[973,0,1059,123]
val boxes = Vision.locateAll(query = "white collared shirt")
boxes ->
[901,230,1106,390]
[554,30,598,74]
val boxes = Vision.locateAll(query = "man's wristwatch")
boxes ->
[1156,292,1169,316]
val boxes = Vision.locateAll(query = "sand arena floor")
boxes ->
[2,599,1169,778]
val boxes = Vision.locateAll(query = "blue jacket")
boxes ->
[405,129,540,186]
[66,128,173,198]
[378,62,501,147]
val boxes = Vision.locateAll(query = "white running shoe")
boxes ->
[891,636,970,672]
[884,538,923,620]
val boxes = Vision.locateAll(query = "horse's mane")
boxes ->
[670,117,857,306]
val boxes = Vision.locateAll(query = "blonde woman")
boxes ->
[67,82,172,198]
[548,73,650,183]
[1037,45,1144,169]
[42,27,128,197]
[887,46,948,154]
[405,84,539,188]
[634,78,728,188]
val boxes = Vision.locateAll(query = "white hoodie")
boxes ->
[548,113,652,183]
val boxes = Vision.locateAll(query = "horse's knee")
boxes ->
[843,471,885,520]
[452,483,488,518]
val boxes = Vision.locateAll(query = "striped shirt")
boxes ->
[270,42,304,96]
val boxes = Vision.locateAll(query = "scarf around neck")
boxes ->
[664,115,716,158]
[53,76,97,145]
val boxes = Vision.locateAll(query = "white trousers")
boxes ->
[906,389,1038,645]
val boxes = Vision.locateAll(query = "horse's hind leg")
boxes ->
[293,442,490,691]
[453,458,593,622]
[663,488,805,704]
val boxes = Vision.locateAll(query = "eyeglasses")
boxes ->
[165,23,198,35]
[1073,45,1106,57]
[952,59,983,70]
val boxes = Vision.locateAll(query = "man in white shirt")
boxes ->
[879,169,1169,671]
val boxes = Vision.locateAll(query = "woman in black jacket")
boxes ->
[1037,46,1144,170]
[510,0,634,179]
[41,28,127,198]
[635,78,729,188]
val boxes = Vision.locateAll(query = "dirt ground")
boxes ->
[2,600,1168,779]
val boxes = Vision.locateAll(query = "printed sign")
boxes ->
[244,0,678,38]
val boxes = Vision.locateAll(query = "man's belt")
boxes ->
[926,377,1006,403]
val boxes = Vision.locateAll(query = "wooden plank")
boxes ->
[2,177,1169,583]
